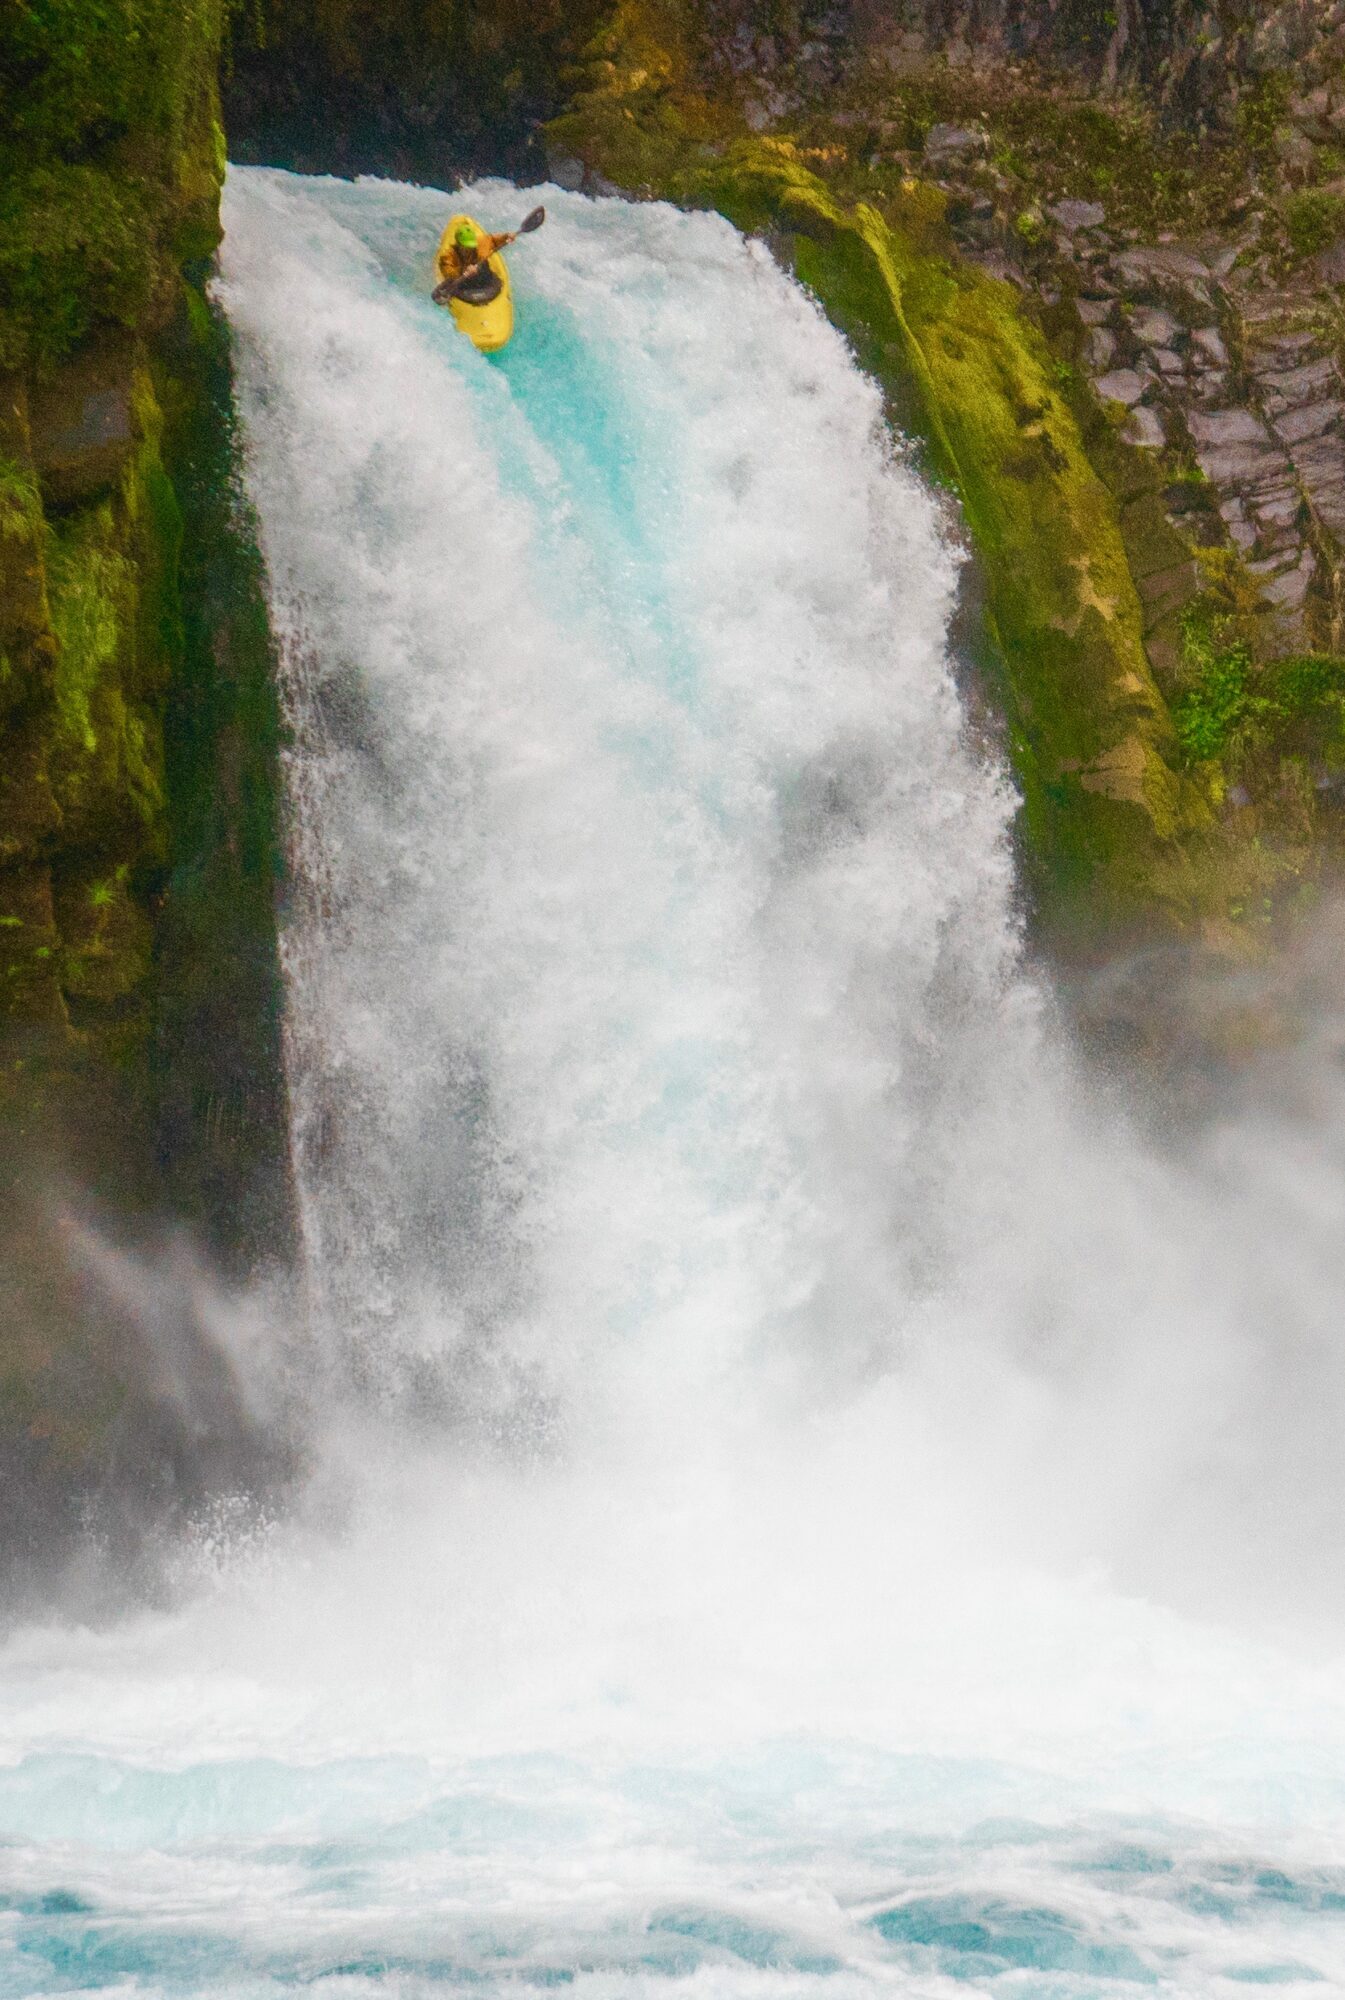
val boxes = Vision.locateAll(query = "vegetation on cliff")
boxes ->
[0,1,292,1575]
[0,0,226,374]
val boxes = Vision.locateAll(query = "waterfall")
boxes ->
[1,166,1344,1998]
[219,169,1026,1438]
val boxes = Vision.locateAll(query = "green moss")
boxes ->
[1281,189,1345,262]
[46,518,131,758]
[0,457,43,542]
[0,167,155,375]
[42,466,166,853]
[1175,595,1345,768]
[0,0,226,372]
[1174,616,1257,763]
[1237,71,1292,162]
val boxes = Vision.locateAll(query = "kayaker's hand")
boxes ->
[432,278,456,304]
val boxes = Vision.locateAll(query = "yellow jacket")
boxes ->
[436,230,512,285]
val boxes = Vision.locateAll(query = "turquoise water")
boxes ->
[2,1742,1345,1993]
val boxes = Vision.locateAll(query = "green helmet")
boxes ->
[455,221,479,248]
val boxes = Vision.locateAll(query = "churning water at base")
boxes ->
[5,168,1345,1997]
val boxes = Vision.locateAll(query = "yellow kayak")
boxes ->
[435,213,513,353]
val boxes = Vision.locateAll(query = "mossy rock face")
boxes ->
[0,270,295,1589]
[0,0,294,1578]
[0,2,227,376]
[0,0,244,1122]
[0,357,179,1163]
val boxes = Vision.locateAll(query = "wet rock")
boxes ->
[923,123,989,165]
[27,351,135,506]
[1263,556,1317,612]
[1095,368,1148,407]
[1049,198,1106,232]
[1139,559,1201,626]
[1252,489,1302,529]
[1192,327,1229,369]
[1188,408,1272,448]
[1153,348,1186,376]
[547,153,586,191]
[1132,306,1181,348]
[1314,237,1345,285]
[1257,357,1337,404]
[1084,327,1117,372]
[1125,406,1166,450]
[1275,400,1343,444]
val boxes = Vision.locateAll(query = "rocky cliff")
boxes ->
[0,1,292,1594]
[700,3,1344,123]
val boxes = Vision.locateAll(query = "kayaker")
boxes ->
[433,220,516,302]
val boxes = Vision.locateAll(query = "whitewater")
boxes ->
[4,167,1345,1995]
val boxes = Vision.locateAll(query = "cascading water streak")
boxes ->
[3,167,1345,1998]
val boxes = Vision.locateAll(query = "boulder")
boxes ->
[1049,198,1106,232]
[1084,327,1117,372]
[1095,368,1148,406]
[1313,236,1345,284]
[1195,439,1285,485]
[1192,327,1229,368]
[1256,356,1337,404]
[1275,399,1343,444]
[1263,556,1316,612]
[1290,85,1334,140]
[1124,407,1166,450]
[1187,408,1272,447]
[27,348,136,507]
[1132,307,1181,348]
[923,123,990,165]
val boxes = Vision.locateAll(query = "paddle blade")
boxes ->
[519,206,546,234]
